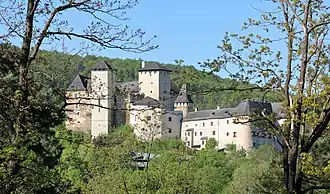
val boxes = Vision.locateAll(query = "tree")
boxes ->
[205,137,217,150]
[203,0,330,193]
[0,0,155,193]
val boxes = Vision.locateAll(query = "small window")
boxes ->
[76,104,79,109]
[168,128,172,133]
[213,131,216,135]
[147,116,151,121]
[150,91,152,93]
[188,132,190,136]
[168,117,172,121]
[164,90,167,94]
[226,132,229,136]
[194,132,197,136]
[202,141,204,145]
[195,124,197,126]
[211,122,213,126]
[98,108,100,112]
[253,142,256,147]
[185,132,187,136]
[186,125,188,127]
[233,132,237,137]
[202,123,205,127]
[141,128,145,131]
[151,82,153,84]
[227,120,229,124]
[200,132,202,136]
[187,141,190,146]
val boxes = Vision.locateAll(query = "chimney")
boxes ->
[141,60,145,68]
[217,106,220,110]
[194,107,198,112]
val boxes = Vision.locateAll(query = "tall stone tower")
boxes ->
[174,84,194,117]
[138,61,172,109]
[90,61,116,138]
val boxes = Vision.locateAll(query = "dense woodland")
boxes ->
[33,50,282,110]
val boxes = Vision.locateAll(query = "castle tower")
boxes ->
[90,61,116,138]
[174,84,194,117]
[138,61,172,109]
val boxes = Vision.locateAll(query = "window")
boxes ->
[185,132,187,136]
[195,124,197,127]
[151,82,153,84]
[168,128,172,133]
[98,108,100,112]
[226,132,229,136]
[168,117,172,121]
[141,128,145,131]
[253,142,256,147]
[202,141,204,145]
[186,125,188,127]
[164,90,167,94]
[76,104,79,109]
[188,132,190,136]
[194,132,197,136]
[213,131,216,135]
[147,116,151,121]
[227,120,229,124]
[233,132,237,137]
[150,91,152,93]
[187,141,190,146]
[200,131,202,136]
[211,122,213,126]
[203,123,205,127]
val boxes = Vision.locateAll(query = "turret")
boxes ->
[174,84,194,117]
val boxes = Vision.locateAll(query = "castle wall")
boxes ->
[65,91,91,133]
[129,104,182,141]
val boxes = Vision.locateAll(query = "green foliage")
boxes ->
[51,125,288,194]
[205,137,217,150]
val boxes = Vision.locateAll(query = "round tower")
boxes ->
[174,84,194,117]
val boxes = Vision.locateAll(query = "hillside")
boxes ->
[33,50,282,110]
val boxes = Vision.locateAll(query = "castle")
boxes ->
[66,60,284,150]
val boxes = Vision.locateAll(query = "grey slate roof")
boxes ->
[90,60,116,71]
[183,100,274,121]
[116,81,139,93]
[133,96,161,106]
[67,74,89,91]
[174,84,194,103]
[138,63,172,72]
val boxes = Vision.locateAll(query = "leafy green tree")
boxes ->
[205,138,217,150]
[0,0,155,193]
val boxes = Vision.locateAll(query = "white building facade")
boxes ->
[181,101,283,151]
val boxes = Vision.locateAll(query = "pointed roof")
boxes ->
[91,60,116,71]
[174,84,194,104]
[67,74,89,91]
[138,63,172,72]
